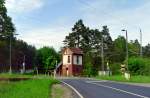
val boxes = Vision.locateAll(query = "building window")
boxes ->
[68,56,70,63]
[76,56,79,64]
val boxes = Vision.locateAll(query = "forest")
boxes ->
[0,0,150,76]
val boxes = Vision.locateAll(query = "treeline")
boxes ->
[63,19,150,76]
[0,0,36,72]
[0,38,36,72]
[1,0,150,75]
[34,47,60,73]
[0,0,61,73]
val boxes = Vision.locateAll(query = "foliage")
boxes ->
[0,0,15,36]
[63,19,150,76]
[143,44,150,57]
[109,63,121,75]
[110,36,143,76]
[63,19,113,76]
[1,0,150,76]
[0,39,36,72]
[83,53,98,76]
[128,39,140,57]
[128,57,150,76]
[35,47,60,72]
[96,75,150,83]
[112,36,126,62]
[0,0,36,72]
[63,19,87,48]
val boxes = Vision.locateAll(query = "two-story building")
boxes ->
[56,47,83,76]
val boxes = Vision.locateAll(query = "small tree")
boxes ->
[35,47,60,74]
[128,57,150,75]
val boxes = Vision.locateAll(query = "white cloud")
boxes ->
[78,0,150,46]
[5,0,44,13]
[19,26,70,51]
[7,0,150,51]
[17,0,150,50]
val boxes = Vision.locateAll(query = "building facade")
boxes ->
[56,47,83,76]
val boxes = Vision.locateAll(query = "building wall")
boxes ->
[61,48,83,76]
[72,65,83,76]
[62,54,83,76]
[62,64,73,76]
[63,55,72,65]
[73,55,82,65]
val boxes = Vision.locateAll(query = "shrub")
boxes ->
[83,62,98,77]
[110,63,121,75]
[128,57,150,76]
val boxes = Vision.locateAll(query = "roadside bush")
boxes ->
[83,62,98,77]
[128,57,150,76]
[110,63,121,75]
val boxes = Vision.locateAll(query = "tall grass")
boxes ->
[0,78,59,98]
[96,75,150,83]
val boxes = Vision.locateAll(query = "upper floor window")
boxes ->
[76,56,79,64]
[68,56,70,63]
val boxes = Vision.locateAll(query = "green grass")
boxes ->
[96,75,150,83]
[0,74,59,98]
[0,73,33,78]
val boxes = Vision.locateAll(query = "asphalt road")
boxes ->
[61,78,150,98]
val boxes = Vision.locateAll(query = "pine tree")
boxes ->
[0,0,15,37]
[63,20,114,75]
[63,19,87,48]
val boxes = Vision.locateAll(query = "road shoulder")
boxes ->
[51,83,80,98]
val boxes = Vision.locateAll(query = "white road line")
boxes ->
[86,80,107,83]
[61,81,84,98]
[88,82,149,98]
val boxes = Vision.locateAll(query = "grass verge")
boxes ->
[96,75,150,83]
[0,74,59,98]
[0,73,33,78]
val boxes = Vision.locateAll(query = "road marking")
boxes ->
[62,81,84,98]
[88,82,149,98]
[86,80,107,83]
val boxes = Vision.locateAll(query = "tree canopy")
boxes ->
[34,47,60,72]
[63,19,150,76]
[0,0,36,72]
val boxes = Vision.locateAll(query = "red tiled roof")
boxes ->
[62,47,83,54]
[69,48,83,54]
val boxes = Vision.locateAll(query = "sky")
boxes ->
[5,0,150,51]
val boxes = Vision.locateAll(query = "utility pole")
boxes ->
[9,35,12,74]
[140,29,143,57]
[9,34,19,74]
[126,30,129,71]
[122,29,129,72]
[121,29,131,80]
[101,35,104,71]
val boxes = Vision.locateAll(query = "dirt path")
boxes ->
[51,83,79,98]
